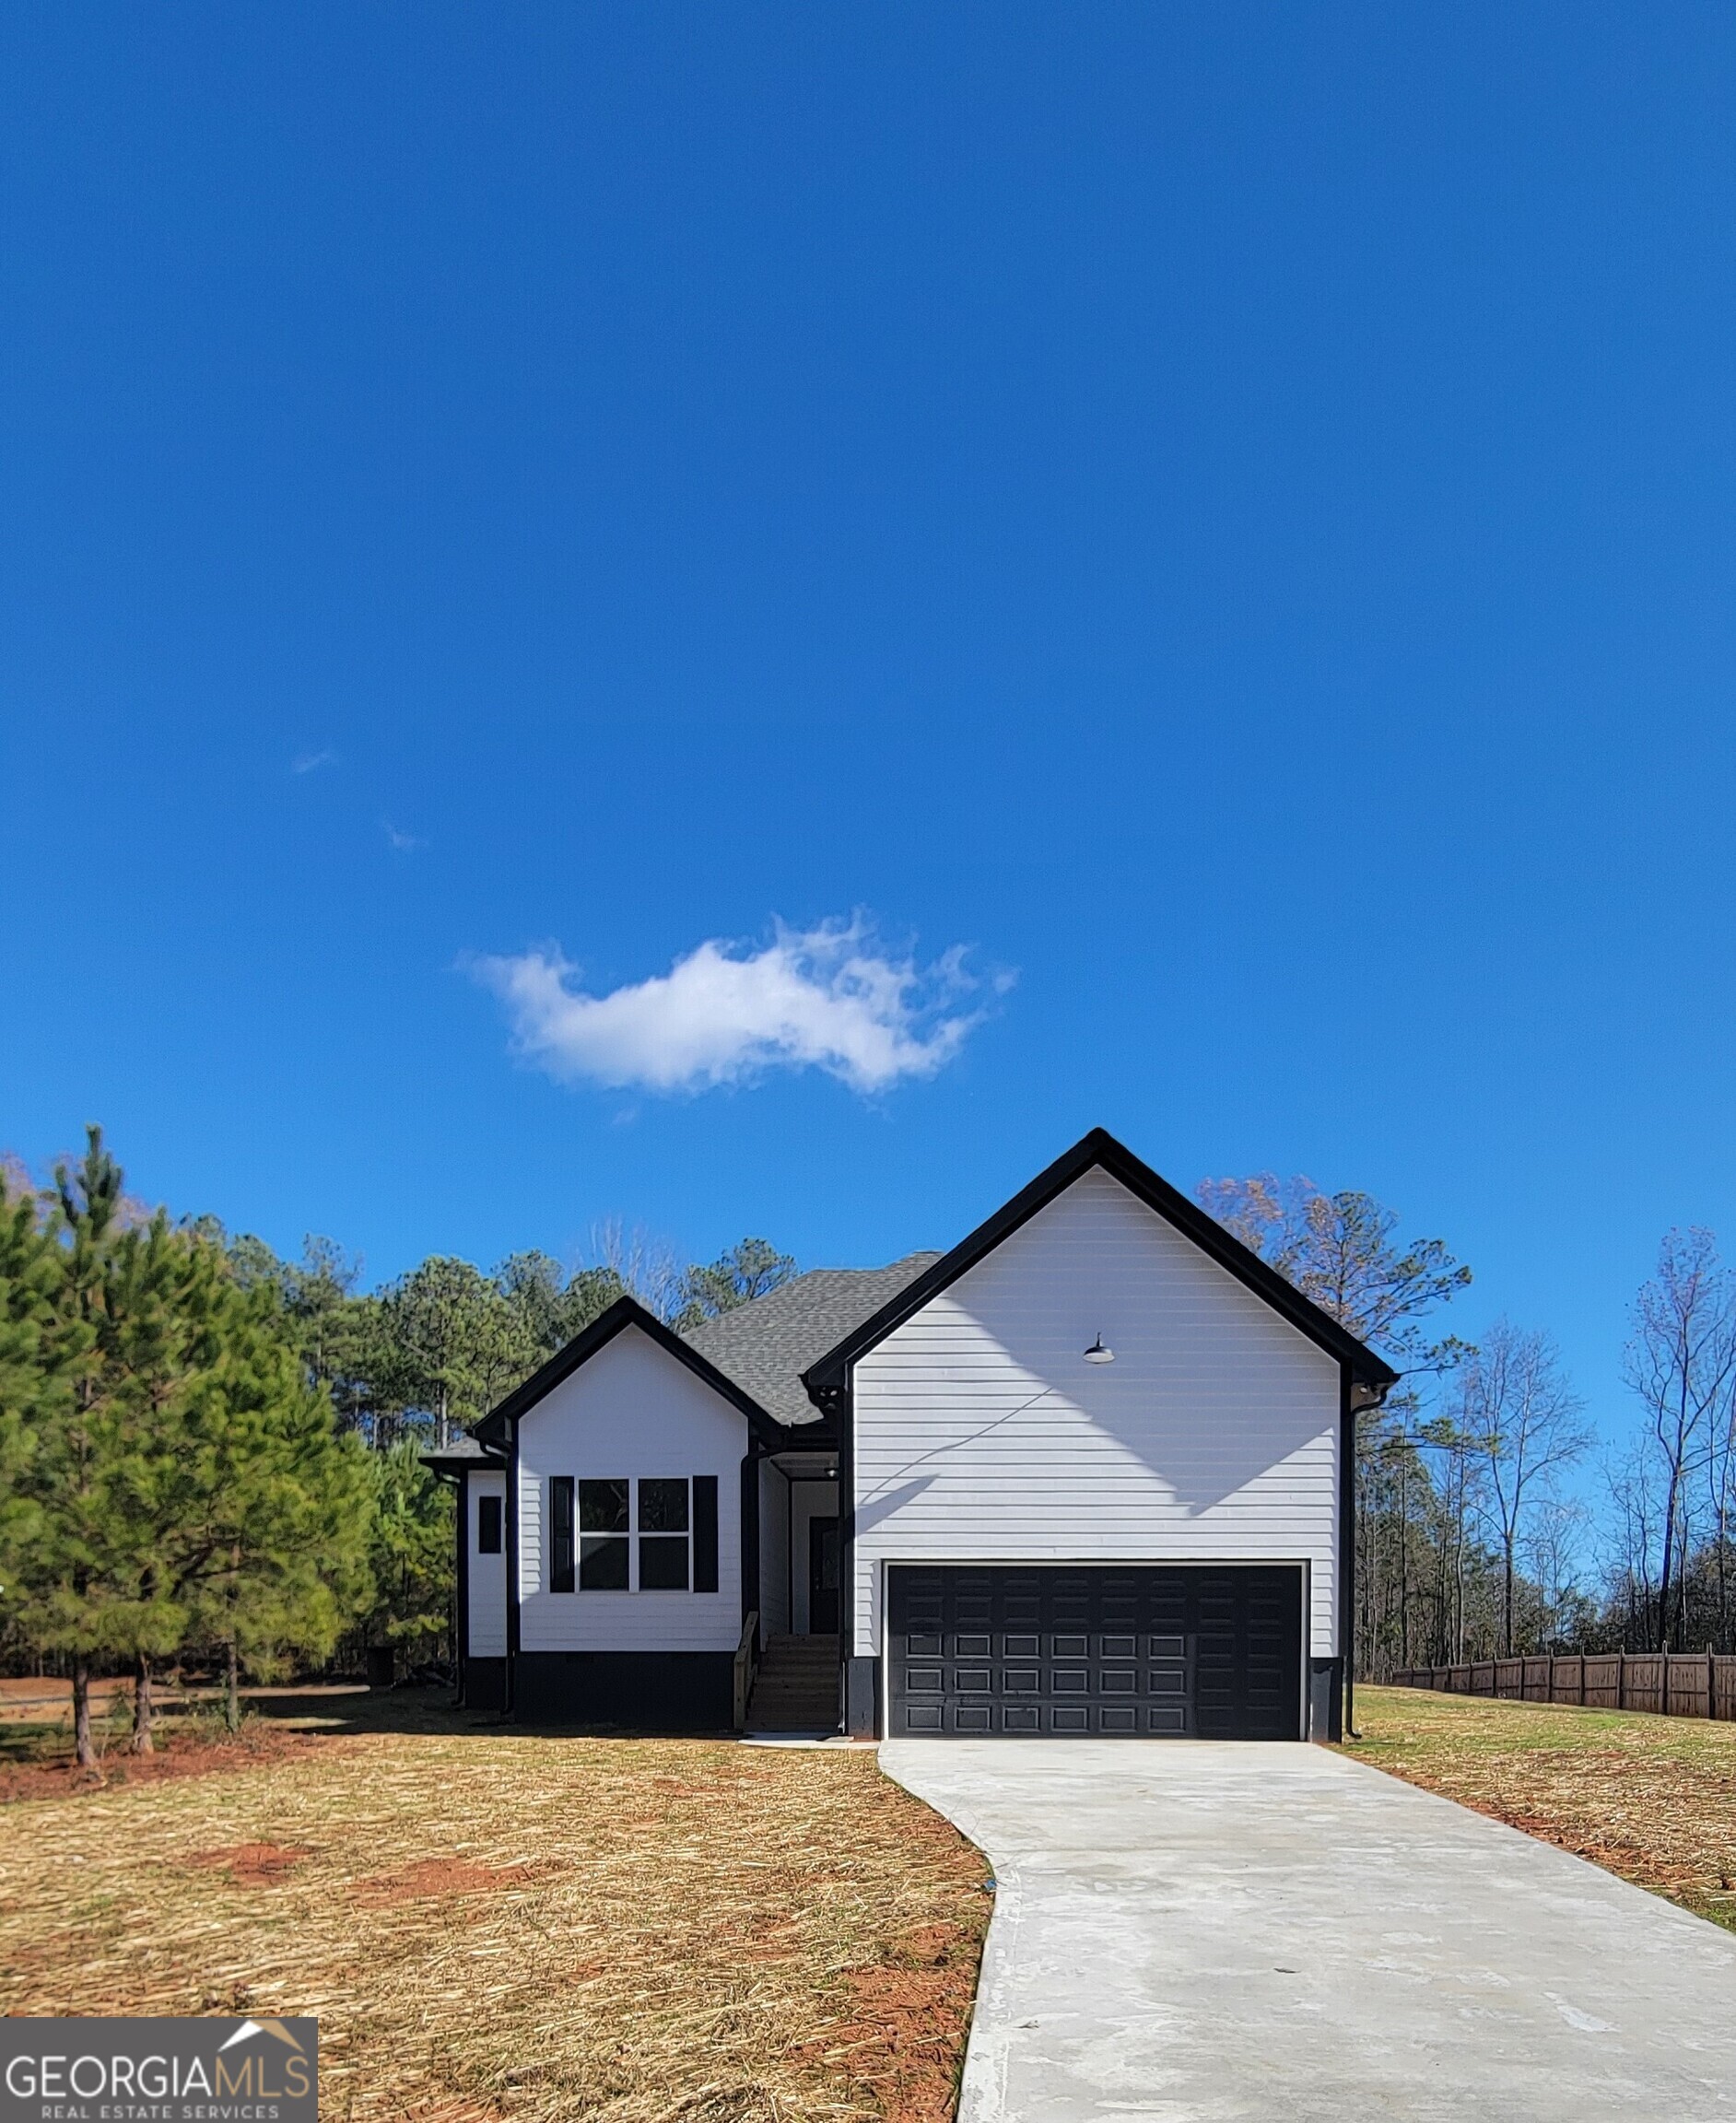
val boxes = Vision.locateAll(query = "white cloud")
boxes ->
[384,821,426,852]
[470,918,1003,1095]
[291,748,337,775]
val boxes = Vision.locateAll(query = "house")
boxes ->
[428,1129,1396,1742]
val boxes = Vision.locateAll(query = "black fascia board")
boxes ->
[471,1294,797,1453]
[421,1446,507,1477]
[801,1126,1401,1405]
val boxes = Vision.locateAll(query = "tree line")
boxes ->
[6,1127,1732,1754]
[0,1129,793,1766]
[1199,1174,1736,1674]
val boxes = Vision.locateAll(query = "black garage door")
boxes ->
[886,1565,1303,1739]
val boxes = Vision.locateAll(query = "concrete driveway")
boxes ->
[881,1739,1736,2122]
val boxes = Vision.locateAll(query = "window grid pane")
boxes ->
[580,1479,629,1533]
[638,1535,689,1590]
[638,1478,689,1532]
[579,1535,629,1590]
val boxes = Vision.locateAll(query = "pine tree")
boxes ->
[0,1174,65,1666]
[166,1258,374,1730]
[7,1132,375,1764]
[9,1132,189,1767]
[362,1440,455,1671]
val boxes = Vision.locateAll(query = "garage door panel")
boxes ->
[887,1566,1303,1740]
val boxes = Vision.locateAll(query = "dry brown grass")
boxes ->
[0,1707,988,2123]
[1344,1683,1736,1931]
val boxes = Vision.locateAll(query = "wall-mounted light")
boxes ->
[1084,1334,1115,1365]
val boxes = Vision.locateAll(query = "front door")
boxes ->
[808,1517,840,1635]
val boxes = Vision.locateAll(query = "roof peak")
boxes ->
[801,1127,1399,1396]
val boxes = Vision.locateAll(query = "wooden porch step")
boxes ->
[746,1635,840,1733]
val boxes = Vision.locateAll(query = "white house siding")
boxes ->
[758,1458,792,1636]
[467,1468,508,1659]
[850,1167,1343,1660]
[517,1326,747,1654]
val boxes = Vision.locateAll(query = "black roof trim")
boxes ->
[801,1127,1401,1401]
[473,1295,795,1451]
[420,1443,507,1475]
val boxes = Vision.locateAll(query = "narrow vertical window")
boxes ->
[549,1477,575,1593]
[476,1495,502,1554]
[693,1474,719,1594]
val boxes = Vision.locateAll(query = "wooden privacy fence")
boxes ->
[1392,1650,1736,1720]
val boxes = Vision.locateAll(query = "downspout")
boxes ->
[836,1369,854,1734]
[504,1418,521,1718]
[741,1440,763,1644]
[453,1465,469,1707]
[1343,1372,1395,1742]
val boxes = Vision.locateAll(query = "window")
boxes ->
[476,1495,502,1554]
[548,1474,719,1592]
[579,1478,630,1589]
[638,1478,689,1590]
[549,1477,574,1593]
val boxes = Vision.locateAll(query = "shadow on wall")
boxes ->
[859,1299,1337,1519]
[852,1474,938,1539]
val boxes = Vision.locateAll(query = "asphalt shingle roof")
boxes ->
[680,1253,942,1429]
[420,1434,504,1469]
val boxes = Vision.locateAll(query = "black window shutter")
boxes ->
[693,1475,719,1593]
[550,1476,575,1593]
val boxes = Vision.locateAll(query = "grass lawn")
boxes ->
[0,1690,989,2123]
[1344,1684,1736,1932]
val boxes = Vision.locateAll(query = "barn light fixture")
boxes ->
[1084,1334,1115,1365]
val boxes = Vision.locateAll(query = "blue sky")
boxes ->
[3,6,1734,1467]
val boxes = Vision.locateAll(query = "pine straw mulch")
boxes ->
[0,1724,989,2123]
[1343,1684,1736,1932]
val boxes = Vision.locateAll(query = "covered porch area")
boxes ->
[747,1446,840,1732]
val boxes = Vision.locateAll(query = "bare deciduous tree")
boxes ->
[1456,1321,1590,1656]
[585,1218,687,1323]
[1604,1438,1663,1647]
[1707,1360,1736,1649]
[1622,1228,1736,1650]
[1197,1173,1471,1370]
[1523,1496,1594,1648]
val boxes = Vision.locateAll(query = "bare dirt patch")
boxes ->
[191,1842,311,1886]
[0,1722,989,2123]
[809,1922,985,2123]
[357,1857,544,1904]
[1344,1684,1736,1930]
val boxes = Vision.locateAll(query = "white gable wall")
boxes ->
[850,1167,1343,1660]
[517,1325,747,1653]
[466,1468,508,1659]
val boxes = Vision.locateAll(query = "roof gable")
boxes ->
[801,1128,1400,1403]
[473,1296,790,1449]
